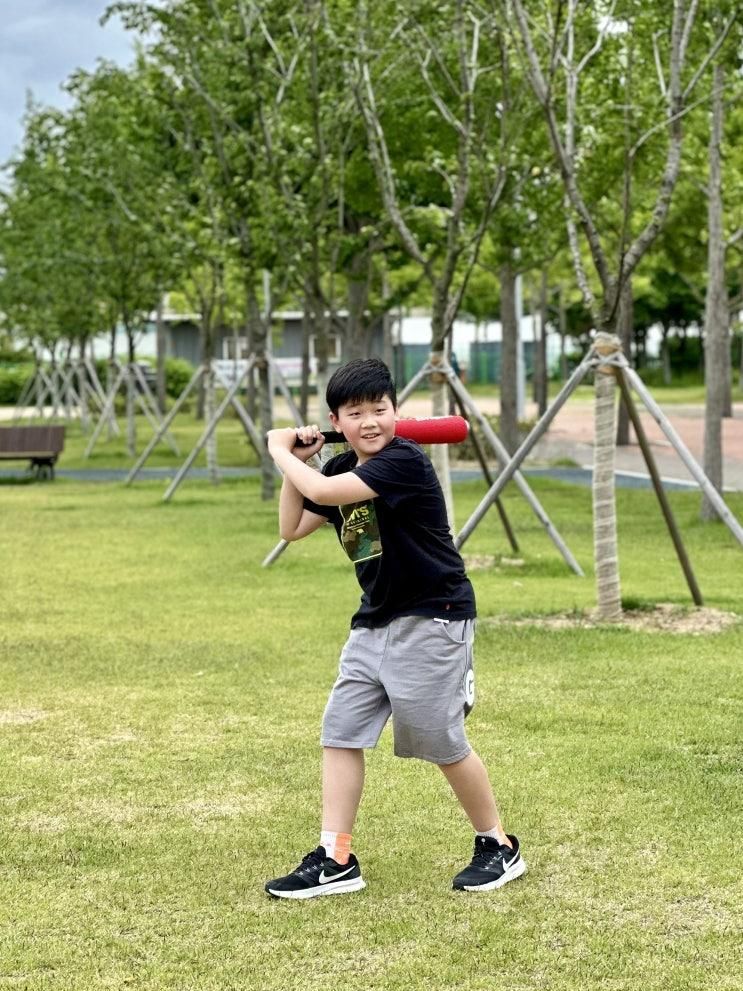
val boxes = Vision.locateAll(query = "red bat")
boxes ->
[295,415,469,446]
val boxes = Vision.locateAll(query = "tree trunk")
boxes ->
[702,63,727,520]
[156,295,167,414]
[196,336,206,420]
[534,269,549,416]
[499,260,520,454]
[248,285,275,501]
[615,276,633,446]
[78,340,90,432]
[205,365,219,485]
[312,280,331,418]
[34,352,44,418]
[345,244,371,360]
[62,341,73,422]
[106,328,116,440]
[429,350,455,531]
[593,332,622,620]
[722,342,732,417]
[48,344,60,421]
[245,305,257,422]
[126,329,136,458]
[661,323,672,386]
[558,286,568,383]
[381,267,395,372]
[300,284,313,421]
[430,286,454,530]
[199,304,217,478]
[531,287,539,404]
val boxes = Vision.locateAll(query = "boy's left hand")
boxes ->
[267,426,324,462]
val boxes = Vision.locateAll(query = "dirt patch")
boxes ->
[0,709,48,726]
[484,603,740,635]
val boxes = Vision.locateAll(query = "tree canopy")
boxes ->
[0,0,741,380]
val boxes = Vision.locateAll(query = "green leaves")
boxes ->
[1,0,741,360]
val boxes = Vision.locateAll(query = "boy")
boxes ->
[265,358,525,898]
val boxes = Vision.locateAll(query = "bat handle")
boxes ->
[293,430,345,447]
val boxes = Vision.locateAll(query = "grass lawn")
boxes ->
[1,475,742,990]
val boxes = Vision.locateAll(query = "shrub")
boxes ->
[165,358,194,398]
[0,344,33,364]
[92,357,194,399]
[0,364,34,405]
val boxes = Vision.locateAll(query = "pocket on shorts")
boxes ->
[433,617,471,646]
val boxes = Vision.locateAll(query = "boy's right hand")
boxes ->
[266,425,325,463]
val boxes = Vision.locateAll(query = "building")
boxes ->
[91,307,564,387]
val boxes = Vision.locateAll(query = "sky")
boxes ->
[1,0,135,167]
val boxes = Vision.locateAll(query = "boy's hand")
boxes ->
[267,425,325,463]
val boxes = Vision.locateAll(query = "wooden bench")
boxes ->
[0,425,65,480]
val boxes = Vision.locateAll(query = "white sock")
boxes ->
[320,830,352,864]
[477,826,502,841]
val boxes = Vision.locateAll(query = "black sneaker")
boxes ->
[452,834,527,891]
[265,846,366,900]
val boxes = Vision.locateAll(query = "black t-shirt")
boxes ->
[303,437,476,628]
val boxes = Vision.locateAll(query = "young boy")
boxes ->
[264,358,525,898]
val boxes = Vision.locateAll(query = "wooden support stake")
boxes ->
[447,382,520,554]
[616,367,703,606]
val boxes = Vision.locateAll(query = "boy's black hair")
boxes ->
[326,358,397,414]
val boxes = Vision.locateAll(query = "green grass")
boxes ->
[1,476,742,990]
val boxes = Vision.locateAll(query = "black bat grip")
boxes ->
[293,430,345,447]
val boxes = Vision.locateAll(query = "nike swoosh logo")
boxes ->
[319,864,356,884]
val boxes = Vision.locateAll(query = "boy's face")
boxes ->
[329,394,397,463]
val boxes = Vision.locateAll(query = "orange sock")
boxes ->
[320,830,352,865]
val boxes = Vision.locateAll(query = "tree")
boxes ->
[350,0,511,520]
[508,0,734,617]
[701,61,728,519]
[60,63,177,454]
[0,106,102,413]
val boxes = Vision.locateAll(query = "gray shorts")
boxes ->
[321,615,476,765]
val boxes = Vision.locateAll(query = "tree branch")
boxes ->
[509,0,612,297]
[684,10,737,100]
[352,54,432,277]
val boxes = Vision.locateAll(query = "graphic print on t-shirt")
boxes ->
[340,500,382,564]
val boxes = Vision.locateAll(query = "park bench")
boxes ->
[0,425,65,480]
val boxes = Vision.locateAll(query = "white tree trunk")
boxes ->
[593,333,622,621]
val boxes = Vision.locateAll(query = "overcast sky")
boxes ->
[1,1,135,167]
